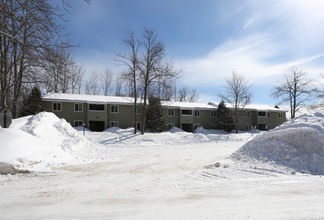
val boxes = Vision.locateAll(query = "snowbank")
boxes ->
[15,112,106,158]
[232,113,324,174]
[0,112,106,173]
[0,126,74,170]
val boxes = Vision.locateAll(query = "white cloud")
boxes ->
[176,32,324,89]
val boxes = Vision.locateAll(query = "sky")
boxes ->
[62,0,324,105]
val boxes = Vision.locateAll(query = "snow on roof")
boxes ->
[42,93,287,112]
[208,102,288,112]
[42,93,136,105]
[161,101,216,110]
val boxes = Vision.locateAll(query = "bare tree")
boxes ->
[138,28,180,134]
[158,77,176,101]
[272,67,315,119]
[218,71,253,133]
[0,0,71,117]
[40,47,75,94]
[116,30,140,133]
[101,68,114,96]
[70,64,85,94]
[85,72,100,95]
[188,88,200,102]
[115,75,125,96]
[176,86,199,102]
[178,86,190,102]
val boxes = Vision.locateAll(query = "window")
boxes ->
[245,124,251,131]
[194,110,200,117]
[181,109,192,115]
[53,102,62,111]
[245,111,251,118]
[168,123,174,130]
[111,105,119,113]
[110,121,119,127]
[210,111,216,118]
[74,120,83,127]
[89,104,104,111]
[279,112,283,119]
[133,106,141,114]
[267,112,271,118]
[74,103,83,112]
[168,109,174,116]
[258,111,266,117]
[230,110,236,117]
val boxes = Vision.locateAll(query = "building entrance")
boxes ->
[89,121,105,131]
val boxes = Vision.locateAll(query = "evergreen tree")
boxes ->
[216,100,233,132]
[146,96,167,132]
[20,86,43,116]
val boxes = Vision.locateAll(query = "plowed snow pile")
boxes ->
[1,112,106,172]
[232,113,324,174]
[17,112,105,158]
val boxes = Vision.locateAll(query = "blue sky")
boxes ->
[64,0,324,104]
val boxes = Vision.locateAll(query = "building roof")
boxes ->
[161,101,216,110]
[42,93,136,105]
[42,93,287,112]
[208,102,288,112]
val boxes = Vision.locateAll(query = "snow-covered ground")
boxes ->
[1,112,324,219]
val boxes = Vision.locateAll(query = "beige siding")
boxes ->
[42,100,287,132]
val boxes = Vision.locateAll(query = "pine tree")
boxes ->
[20,86,43,116]
[216,100,233,132]
[146,96,167,132]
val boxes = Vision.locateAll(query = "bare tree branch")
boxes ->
[218,71,253,133]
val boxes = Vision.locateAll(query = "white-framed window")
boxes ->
[210,111,216,118]
[245,124,252,131]
[258,111,267,117]
[74,103,83,112]
[279,112,283,119]
[89,104,105,111]
[267,112,271,118]
[245,111,251,118]
[181,109,192,116]
[168,123,174,130]
[52,102,62,111]
[111,105,119,113]
[194,110,200,117]
[168,109,174,116]
[110,121,119,127]
[133,106,141,114]
[74,120,83,127]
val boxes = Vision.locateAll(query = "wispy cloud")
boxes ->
[176,0,324,99]
[177,35,324,84]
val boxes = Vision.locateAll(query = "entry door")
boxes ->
[89,121,105,132]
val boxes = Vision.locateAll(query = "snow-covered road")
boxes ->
[1,141,324,219]
[1,112,324,219]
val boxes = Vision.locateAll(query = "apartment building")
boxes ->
[42,93,287,132]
